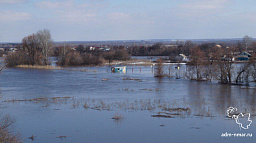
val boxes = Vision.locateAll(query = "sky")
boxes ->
[0,0,256,42]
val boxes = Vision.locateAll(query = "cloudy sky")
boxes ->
[0,0,256,42]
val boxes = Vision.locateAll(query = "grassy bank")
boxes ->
[103,59,153,66]
[15,65,62,70]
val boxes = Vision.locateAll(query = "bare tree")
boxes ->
[57,45,71,66]
[235,60,253,84]
[251,62,256,82]
[204,45,221,81]
[0,115,20,143]
[22,34,41,65]
[37,29,53,65]
[216,47,234,84]
[188,46,205,80]
[103,51,114,65]
[154,58,165,78]
[0,37,4,70]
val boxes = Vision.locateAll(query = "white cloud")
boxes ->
[107,12,131,20]
[56,9,97,22]
[35,0,108,9]
[0,0,26,5]
[35,0,109,22]
[178,0,232,17]
[78,2,109,9]
[0,10,30,21]
[35,0,74,9]
[181,0,231,10]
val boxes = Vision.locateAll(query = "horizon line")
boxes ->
[0,37,248,44]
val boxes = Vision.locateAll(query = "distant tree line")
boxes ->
[127,36,256,60]
[128,41,193,58]
[53,45,130,66]
[4,33,256,70]
[4,30,131,67]
[150,36,256,85]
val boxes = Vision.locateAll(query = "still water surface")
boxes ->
[0,65,255,143]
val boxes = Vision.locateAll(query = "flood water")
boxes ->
[0,65,256,143]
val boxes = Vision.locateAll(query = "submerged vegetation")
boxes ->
[111,112,123,121]
[183,45,256,85]
[3,96,220,118]
[154,58,166,78]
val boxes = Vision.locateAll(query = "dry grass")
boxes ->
[138,88,160,92]
[56,135,70,140]
[5,97,47,102]
[15,65,61,70]
[4,96,218,118]
[72,101,80,109]
[28,135,34,141]
[163,107,191,112]
[111,113,123,121]
[151,114,174,118]
[122,78,142,82]
[51,97,71,100]
[0,115,20,143]
[83,101,90,109]
[80,68,87,72]
[5,97,71,103]
[102,59,153,66]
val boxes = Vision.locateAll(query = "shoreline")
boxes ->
[3,57,253,70]
[15,65,62,70]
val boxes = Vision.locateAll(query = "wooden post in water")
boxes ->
[178,66,180,79]
[169,66,170,77]
[140,67,141,73]
[132,67,133,73]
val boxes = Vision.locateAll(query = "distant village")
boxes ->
[1,34,256,87]
[0,39,254,63]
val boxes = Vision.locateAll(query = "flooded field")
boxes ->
[0,65,256,143]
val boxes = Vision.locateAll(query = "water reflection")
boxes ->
[186,81,256,118]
